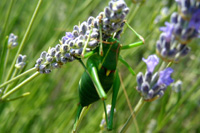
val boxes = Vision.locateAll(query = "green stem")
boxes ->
[81,28,92,56]
[3,49,10,81]
[4,68,18,94]
[158,61,166,71]
[0,67,36,89]
[166,62,173,68]
[1,0,15,40]
[120,98,145,133]
[124,4,140,32]
[0,36,9,83]
[2,92,30,102]
[99,24,103,56]
[1,72,40,100]
[5,0,42,82]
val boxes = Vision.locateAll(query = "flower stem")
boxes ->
[120,98,145,133]
[158,61,166,71]
[5,0,42,82]
[0,36,9,83]
[3,49,10,81]
[0,67,36,89]
[2,92,30,102]
[166,62,173,68]
[119,73,140,133]
[3,68,18,94]
[0,0,15,40]
[0,72,40,100]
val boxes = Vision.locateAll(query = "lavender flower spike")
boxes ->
[136,55,174,101]
[189,9,200,31]
[15,54,27,69]
[157,67,174,86]
[8,33,18,49]
[142,55,159,73]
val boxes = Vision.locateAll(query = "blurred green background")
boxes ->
[0,0,200,132]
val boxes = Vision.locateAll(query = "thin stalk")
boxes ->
[0,36,9,83]
[124,4,140,32]
[119,73,140,133]
[3,49,10,81]
[0,67,36,89]
[120,98,145,133]
[158,61,166,71]
[2,92,30,102]
[4,68,18,94]
[81,28,92,56]
[99,24,103,56]
[1,0,15,40]
[166,62,173,68]
[1,72,40,100]
[5,0,42,82]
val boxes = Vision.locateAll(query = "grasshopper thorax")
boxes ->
[101,38,121,71]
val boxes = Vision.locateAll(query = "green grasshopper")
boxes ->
[73,22,144,132]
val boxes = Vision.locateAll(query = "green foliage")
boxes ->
[0,0,200,132]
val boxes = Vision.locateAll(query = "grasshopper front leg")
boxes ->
[121,22,145,50]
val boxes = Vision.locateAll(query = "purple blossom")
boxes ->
[62,32,74,44]
[160,22,174,42]
[189,9,200,31]
[157,67,174,86]
[142,55,159,73]
[175,0,180,5]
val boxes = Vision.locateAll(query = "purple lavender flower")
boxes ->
[142,55,159,73]
[160,22,174,42]
[136,55,174,101]
[35,0,129,74]
[157,67,174,86]
[156,0,200,62]
[176,0,200,21]
[189,9,200,31]
[62,32,74,44]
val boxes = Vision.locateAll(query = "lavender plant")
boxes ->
[0,0,200,132]
[0,0,130,96]
[35,0,129,74]
[7,33,18,49]
[156,0,200,62]
[120,0,200,132]
[136,55,174,101]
